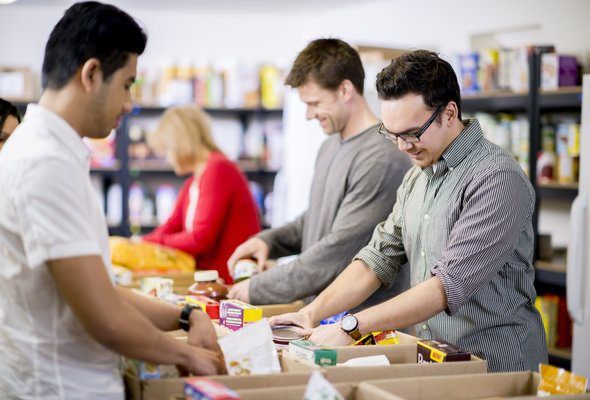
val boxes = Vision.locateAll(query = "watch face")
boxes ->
[341,315,357,331]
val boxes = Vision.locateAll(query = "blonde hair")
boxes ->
[148,106,220,170]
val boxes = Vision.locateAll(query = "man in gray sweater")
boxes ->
[227,38,411,309]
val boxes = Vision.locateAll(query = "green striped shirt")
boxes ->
[356,119,547,372]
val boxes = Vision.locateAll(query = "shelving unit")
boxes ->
[461,50,581,370]
[120,104,283,235]
[11,100,282,235]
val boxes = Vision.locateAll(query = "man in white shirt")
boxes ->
[0,3,225,399]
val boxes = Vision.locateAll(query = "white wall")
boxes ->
[2,0,589,80]
[1,0,585,241]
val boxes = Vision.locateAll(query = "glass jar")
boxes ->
[187,270,228,301]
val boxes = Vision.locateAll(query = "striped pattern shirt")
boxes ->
[355,119,548,372]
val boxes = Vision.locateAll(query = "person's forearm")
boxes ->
[355,276,447,334]
[97,297,193,366]
[301,260,382,326]
[115,286,181,331]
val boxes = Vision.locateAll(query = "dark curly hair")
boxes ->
[376,50,461,119]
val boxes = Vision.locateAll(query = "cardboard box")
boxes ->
[281,339,487,383]
[125,354,317,400]
[258,300,304,318]
[359,371,590,399]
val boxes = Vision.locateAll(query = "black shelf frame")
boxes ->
[460,50,581,371]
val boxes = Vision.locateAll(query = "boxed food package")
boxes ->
[139,277,173,299]
[184,377,239,400]
[416,339,471,363]
[219,299,263,331]
[288,340,338,367]
[185,294,220,320]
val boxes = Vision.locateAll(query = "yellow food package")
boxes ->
[537,363,588,395]
[109,236,195,273]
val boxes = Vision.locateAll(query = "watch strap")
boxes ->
[179,304,200,332]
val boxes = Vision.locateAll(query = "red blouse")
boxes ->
[143,152,260,283]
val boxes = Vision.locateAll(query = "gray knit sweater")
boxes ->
[249,124,412,310]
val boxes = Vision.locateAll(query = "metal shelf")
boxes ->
[539,86,582,110]
[462,91,529,112]
[538,182,578,201]
[535,260,566,287]
[130,104,283,117]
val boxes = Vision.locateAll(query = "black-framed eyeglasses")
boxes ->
[378,105,444,143]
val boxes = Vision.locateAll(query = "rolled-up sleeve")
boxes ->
[355,184,408,288]
[431,169,534,315]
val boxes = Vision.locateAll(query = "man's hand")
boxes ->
[227,279,250,303]
[227,238,270,276]
[187,308,220,352]
[268,311,314,331]
[309,323,353,346]
[183,346,227,375]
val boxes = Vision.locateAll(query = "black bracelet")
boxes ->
[179,304,201,332]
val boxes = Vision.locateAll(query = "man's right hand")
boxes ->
[227,237,270,276]
[184,346,226,375]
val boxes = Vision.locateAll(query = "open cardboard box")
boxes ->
[125,353,318,400]
[237,381,403,400]
[282,336,487,383]
[363,371,590,400]
[359,371,590,399]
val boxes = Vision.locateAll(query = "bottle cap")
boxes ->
[194,270,219,282]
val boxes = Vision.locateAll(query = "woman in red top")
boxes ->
[143,106,260,283]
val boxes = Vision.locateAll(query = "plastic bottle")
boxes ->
[187,270,228,301]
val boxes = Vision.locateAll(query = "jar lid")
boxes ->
[194,270,219,282]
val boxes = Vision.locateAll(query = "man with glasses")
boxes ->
[271,50,547,373]
[227,38,411,310]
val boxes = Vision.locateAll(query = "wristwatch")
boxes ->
[340,314,362,340]
[179,304,201,332]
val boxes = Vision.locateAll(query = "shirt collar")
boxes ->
[441,119,483,169]
[25,104,91,167]
[339,123,379,144]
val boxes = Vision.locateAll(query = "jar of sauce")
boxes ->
[187,270,228,301]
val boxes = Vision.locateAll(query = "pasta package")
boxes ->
[109,236,195,273]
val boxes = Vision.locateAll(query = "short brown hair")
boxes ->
[285,38,365,95]
[148,106,220,170]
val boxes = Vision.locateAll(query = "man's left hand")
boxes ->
[309,323,354,346]
[227,279,250,303]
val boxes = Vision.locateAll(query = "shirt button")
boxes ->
[449,167,454,171]
[421,324,428,330]
[424,214,429,220]
[421,250,425,257]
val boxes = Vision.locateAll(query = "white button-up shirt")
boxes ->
[0,104,122,399]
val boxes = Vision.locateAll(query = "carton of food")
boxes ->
[417,339,471,363]
[219,299,263,331]
[185,294,220,320]
[288,339,337,367]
